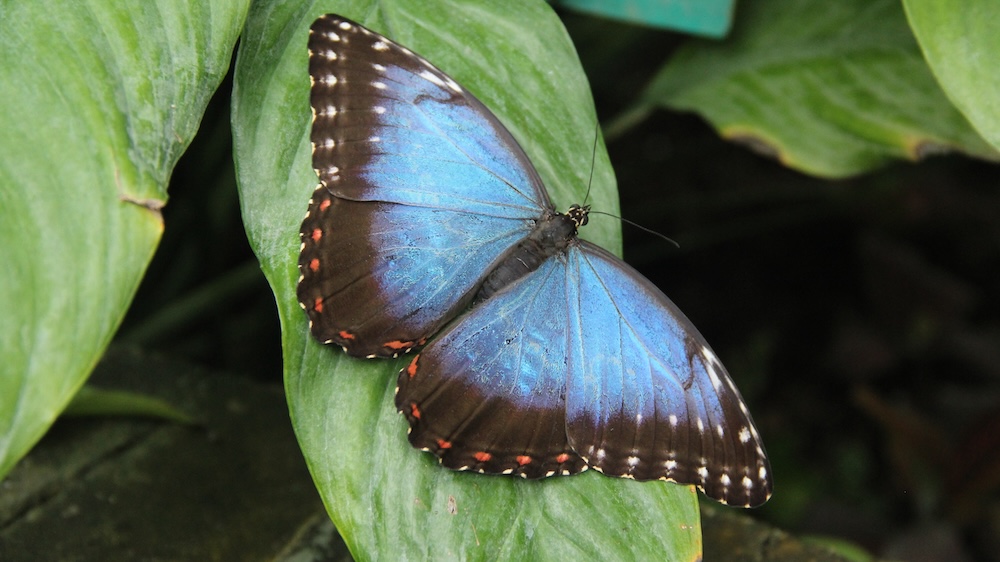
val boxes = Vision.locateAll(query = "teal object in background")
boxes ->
[557,0,736,37]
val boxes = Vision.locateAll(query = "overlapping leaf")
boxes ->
[0,1,248,479]
[232,0,702,559]
[644,0,998,178]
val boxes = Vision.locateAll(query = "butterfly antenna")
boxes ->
[582,122,679,249]
[588,210,681,249]
[582,121,600,206]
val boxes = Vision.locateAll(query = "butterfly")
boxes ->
[298,14,772,508]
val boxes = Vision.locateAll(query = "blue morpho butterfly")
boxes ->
[298,14,772,507]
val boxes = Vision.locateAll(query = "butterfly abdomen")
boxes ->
[475,211,580,302]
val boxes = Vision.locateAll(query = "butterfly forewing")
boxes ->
[307,15,550,214]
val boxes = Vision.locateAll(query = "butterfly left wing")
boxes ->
[565,242,772,507]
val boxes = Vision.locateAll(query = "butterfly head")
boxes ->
[566,204,590,228]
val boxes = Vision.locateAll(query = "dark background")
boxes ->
[117,11,1000,562]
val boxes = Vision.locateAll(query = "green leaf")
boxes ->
[641,0,999,178]
[903,0,1000,151]
[0,2,249,478]
[63,386,194,424]
[233,0,701,559]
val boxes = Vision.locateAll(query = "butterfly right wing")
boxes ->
[299,15,552,357]
[395,239,771,507]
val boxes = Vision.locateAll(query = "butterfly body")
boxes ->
[476,205,587,302]
[299,14,772,507]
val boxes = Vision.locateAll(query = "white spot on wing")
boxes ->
[419,70,447,89]
[739,426,751,443]
[701,345,724,391]
[372,81,387,90]
[372,41,389,51]
[668,414,678,427]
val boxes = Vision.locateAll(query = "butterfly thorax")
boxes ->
[475,206,589,303]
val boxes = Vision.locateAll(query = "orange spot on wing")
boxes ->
[555,453,571,464]
[473,451,492,463]
[409,403,421,419]
[338,330,355,341]
[406,355,419,378]
[309,258,320,272]
[516,455,532,466]
[313,298,323,313]
[384,340,415,351]
[436,439,452,450]
[319,198,332,211]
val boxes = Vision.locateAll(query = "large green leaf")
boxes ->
[641,0,999,178]
[903,0,1000,151]
[233,0,702,559]
[0,2,249,478]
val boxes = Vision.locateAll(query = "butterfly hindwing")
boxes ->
[300,15,552,357]
[396,256,588,478]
